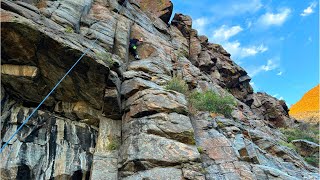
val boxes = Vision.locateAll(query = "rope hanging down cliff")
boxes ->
[0,0,129,153]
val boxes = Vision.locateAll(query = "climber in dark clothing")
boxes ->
[129,37,143,60]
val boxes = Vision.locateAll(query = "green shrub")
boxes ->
[176,49,189,59]
[165,76,188,94]
[304,156,319,167]
[279,124,319,144]
[216,121,225,128]
[279,123,319,167]
[279,141,296,150]
[107,138,120,151]
[197,146,204,153]
[65,26,74,33]
[188,91,236,117]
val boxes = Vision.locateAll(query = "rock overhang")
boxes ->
[1,11,113,109]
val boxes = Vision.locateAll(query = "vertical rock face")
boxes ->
[1,104,98,179]
[171,13,254,106]
[1,0,319,179]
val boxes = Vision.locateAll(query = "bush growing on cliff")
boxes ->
[107,138,120,151]
[96,52,115,66]
[279,123,319,144]
[304,156,319,167]
[279,123,319,167]
[165,76,188,94]
[65,26,74,33]
[189,91,236,117]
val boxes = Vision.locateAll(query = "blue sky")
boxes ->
[171,0,319,107]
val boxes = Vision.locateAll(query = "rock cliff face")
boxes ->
[1,0,319,179]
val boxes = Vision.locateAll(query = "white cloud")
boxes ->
[210,0,262,18]
[262,59,278,71]
[248,58,280,77]
[301,2,317,16]
[277,71,283,76]
[257,8,291,27]
[193,17,210,35]
[223,41,268,59]
[247,21,253,28]
[273,94,284,100]
[212,25,243,42]
[210,25,268,60]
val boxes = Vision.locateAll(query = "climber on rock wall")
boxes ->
[129,37,143,60]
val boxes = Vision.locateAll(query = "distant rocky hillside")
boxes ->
[1,0,319,179]
[290,84,319,122]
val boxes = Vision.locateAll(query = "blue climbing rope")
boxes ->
[0,0,130,154]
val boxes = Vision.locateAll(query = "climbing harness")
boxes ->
[0,0,129,153]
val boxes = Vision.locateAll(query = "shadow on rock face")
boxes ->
[53,170,90,180]
[17,165,32,180]
[1,164,32,180]
[1,19,111,110]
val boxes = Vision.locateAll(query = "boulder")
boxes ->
[119,133,200,172]
[121,77,162,98]
[123,89,188,120]
[122,167,183,180]
[251,92,290,127]
[135,0,173,24]
[189,30,202,65]
[292,140,320,157]
[122,112,195,144]
[171,13,192,37]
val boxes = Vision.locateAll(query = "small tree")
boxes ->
[189,91,236,117]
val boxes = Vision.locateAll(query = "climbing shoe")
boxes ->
[135,55,140,60]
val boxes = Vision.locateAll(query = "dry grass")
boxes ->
[165,76,188,95]
[36,0,47,9]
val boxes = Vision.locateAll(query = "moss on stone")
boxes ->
[170,130,195,145]
[279,141,296,150]
[216,121,225,128]
[107,138,120,151]
[197,146,204,154]
[96,52,115,66]
[64,26,74,33]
